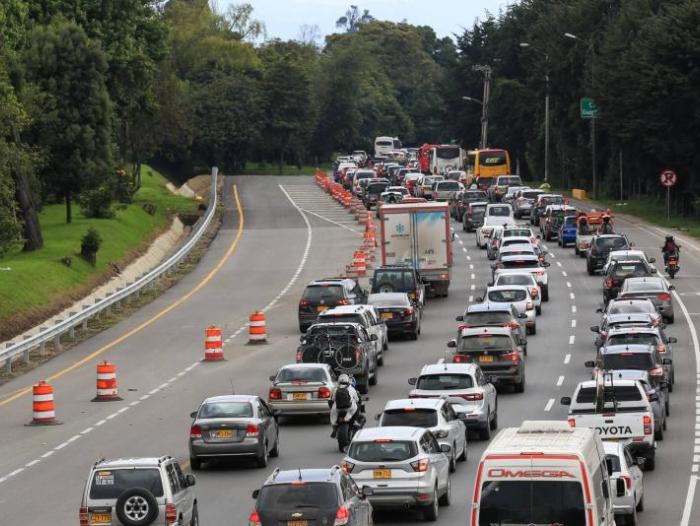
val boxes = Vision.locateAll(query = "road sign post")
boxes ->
[580,98,600,199]
[660,170,678,220]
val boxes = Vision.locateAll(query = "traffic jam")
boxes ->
[76,142,683,526]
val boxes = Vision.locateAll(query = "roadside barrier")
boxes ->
[352,250,367,277]
[572,189,587,200]
[29,380,60,425]
[248,311,267,344]
[204,325,225,361]
[92,360,122,401]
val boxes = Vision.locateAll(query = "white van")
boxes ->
[374,136,401,159]
[470,420,618,526]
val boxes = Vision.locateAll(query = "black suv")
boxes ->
[586,234,631,275]
[249,467,373,526]
[450,190,488,221]
[299,279,368,332]
[370,265,425,310]
[602,259,655,303]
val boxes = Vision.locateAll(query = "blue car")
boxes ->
[558,216,578,247]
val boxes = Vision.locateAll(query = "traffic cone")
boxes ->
[92,360,122,401]
[204,326,225,361]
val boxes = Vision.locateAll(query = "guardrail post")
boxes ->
[68,313,77,339]
[82,306,90,330]
[53,320,62,350]
[22,336,32,363]
[94,298,102,319]
[39,327,47,355]
[105,292,113,315]
[4,343,13,373]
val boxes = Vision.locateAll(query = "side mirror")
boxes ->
[269,375,276,382]
[590,325,600,333]
[651,268,657,274]
[668,337,678,344]
[560,397,572,406]
[252,489,260,499]
[649,257,656,263]
[374,413,381,421]
[649,393,659,402]
[518,313,527,319]
[616,478,626,498]
[669,285,676,291]
[475,297,483,303]
[190,411,198,419]
[300,335,306,342]
[595,307,603,313]
[447,340,457,348]
[584,360,596,368]
[542,261,551,268]
[361,485,374,498]
[439,443,452,453]
[408,377,418,386]
[455,315,464,322]
[370,334,378,341]
[185,474,196,487]
[662,358,673,365]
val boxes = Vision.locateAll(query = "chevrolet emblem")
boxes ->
[291,512,303,518]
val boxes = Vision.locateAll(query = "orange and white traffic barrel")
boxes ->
[204,325,225,361]
[352,250,367,277]
[248,311,267,344]
[93,360,122,401]
[30,380,60,425]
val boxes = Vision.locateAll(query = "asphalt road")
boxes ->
[0,176,699,525]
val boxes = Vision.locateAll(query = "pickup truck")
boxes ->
[562,378,656,470]
[575,210,609,256]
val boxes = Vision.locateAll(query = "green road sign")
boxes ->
[580,97,599,119]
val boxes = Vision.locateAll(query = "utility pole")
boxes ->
[519,43,550,183]
[473,65,492,149]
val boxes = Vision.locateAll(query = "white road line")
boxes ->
[467,256,471,261]
[544,399,555,412]
[556,261,562,267]
[167,376,177,383]
[569,335,575,345]
[148,388,159,395]
[469,264,474,270]
[470,284,475,291]
[25,459,40,468]
[564,354,571,364]
[297,207,361,234]
[458,239,464,245]
[105,413,119,420]
[468,296,473,303]
[7,468,23,477]
[566,282,572,288]
[562,271,568,277]
[158,382,168,390]
[117,407,129,414]
[40,451,54,459]
[556,376,565,387]
[129,401,140,407]
[569,292,575,300]
[185,363,198,372]
[572,305,577,313]
[81,427,94,435]
[94,419,106,427]
[471,273,475,280]
[462,247,467,253]
[54,442,69,451]
[571,320,577,328]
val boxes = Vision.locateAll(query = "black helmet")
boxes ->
[666,235,674,242]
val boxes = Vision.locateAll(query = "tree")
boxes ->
[336,5,374,33]
[24,18,113,224]
[222,3,265,41]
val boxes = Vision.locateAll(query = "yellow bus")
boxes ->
[466,149,511,180]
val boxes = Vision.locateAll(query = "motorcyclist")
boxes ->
[661,235,680,265]
[598,215,614,234]
[329,373,360,438]
[577,216,590,235]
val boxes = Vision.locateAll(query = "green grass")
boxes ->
[240,161,330,176]
[0,165,198,327]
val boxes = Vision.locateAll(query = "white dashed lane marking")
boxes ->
[556,376,565,387]
[544,399,555,412]
[564,354,571,364]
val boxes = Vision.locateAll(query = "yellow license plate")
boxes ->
[382,312,394,320]
[373,469,391,479]
[287,521,308,526]
[292,392,309,400]
[90,513,111,524]
[317,306,328,312]
[479,355,494,363]
[213,430,233,439]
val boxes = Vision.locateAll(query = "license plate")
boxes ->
[213,430,233,439]
[317,306,328,313]
[382,312,394,320]
[89,513,111,525]
[292,392,309,401]
[287,521,308,526]
[479,355,494,363]
[373,469,391,479]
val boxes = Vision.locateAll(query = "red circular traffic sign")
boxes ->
[660,170,678,187]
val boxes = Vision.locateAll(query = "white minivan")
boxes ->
[470,420,619,526]
[374,136,402,159]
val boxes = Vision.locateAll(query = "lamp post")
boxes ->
[519,42,550,184]
[467,64,491,149]
[564,32,598,199]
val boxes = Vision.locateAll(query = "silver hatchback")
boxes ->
[619,277,675,323]
[268,363,337,416]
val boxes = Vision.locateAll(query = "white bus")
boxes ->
[429,144,464,175]
[374,136,402,159]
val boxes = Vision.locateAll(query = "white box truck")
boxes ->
[379,202,453,297]
[470,420,619,526]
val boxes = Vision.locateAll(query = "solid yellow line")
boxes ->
[0,185,244,408]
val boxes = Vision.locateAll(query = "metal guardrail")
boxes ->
[1,167,220,371]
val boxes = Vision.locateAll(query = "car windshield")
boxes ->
[481,152,506,165]
[416,374,474,390]
[437,181,460,190]
[498,176,521,186]
[465,312,512,325]
[460,335,512,352]
[496,275,533,287]
[89,469,164,499]
[607,333,658,346]
[488,206,511,217]
[503,229,530,238]
[602,353,656,370]
[488,289,527,302]
[597,237,628,249]
[606,454,621,474]
[542,196,564,206]
[257,482,338,509]
[478,481,585,526]
[609,302,655,315]
[349,441,418,462]
[277,367,327,383]
[372,271,414,291]
[381,408,437,427]
[303,285,344,302]
[576,386,643,403]
[199,402,253,418]
[367,183,389,194]
[613,263,648,279]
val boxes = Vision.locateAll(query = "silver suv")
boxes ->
[80,456,198,526]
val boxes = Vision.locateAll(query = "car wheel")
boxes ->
[666,315,674,324]
[115,488,159,526]
[439,477,451,506]
[536,305,542,315]
[411,330,419,340]
[514,376,525,393]
[369,366,378,386]
[655,425,664,441]
[448,449,456,473]
[189,457,201,471]
[299,324,307,333]
[256,442,269,468]
[357,376,369,394]
[377,353,384,367]
[531,324,536,335]
[479,417,491,440]
[587,263,594,276]
[190,503,199,526]
[644,454,655,471]
[637,494,644,512]
[662,417,667,431]
[665,398,670,416]
[270,432,280,457]
[574,246,580,256]
[458,442,467,462]
[627,501,638,526]
[490,403,498,430]
[423,488,439,521]
[541,285,549,302]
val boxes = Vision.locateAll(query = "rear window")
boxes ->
[481,152,506,165]
[477,177,496,187]
[368,183,389,193]
[497,176,521,186]
[90,469,164,499]
[609,303,654,315]
[199,402,253,418]
[612,263,647,279]
[488,206,511,217]
[319,313,364,326]
[522,191,541,199]
[601,353,656,370]
[348,440,418,462]
[503,229,530,238]
[257,482,338,509]
[607,333,658,346]
[502,260,538,269]
[277,367,327,383]
[460,335,512,352]
[464,312,512,325]
[496,275,533,287]
[303,285,344,301]
[376,140,392,146]
[463,192,488,202]
[564,216,577,226]
[416,374,474,390]
[625,280,664,293]
[437,181,460,190]
[381,408,437,427]
[372,271,414,291]
[597,237,628,250]
[368,295,410,307]
[470,204,487,213]
[488,289,527,302]
[576,386,643,403]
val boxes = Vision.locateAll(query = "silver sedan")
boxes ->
[267,363,337,416]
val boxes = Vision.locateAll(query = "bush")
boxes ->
[142,202,157,215]
[80,227,102,266]
[79,185,115,219]
[114,168,134,204]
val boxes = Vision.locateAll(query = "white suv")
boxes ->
[80,456,198,526]
[318,305,389,365]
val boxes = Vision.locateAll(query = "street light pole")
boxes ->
[473,64,492,149]
[520,43,550,183]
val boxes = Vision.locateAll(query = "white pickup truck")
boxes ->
[562,378,656,471]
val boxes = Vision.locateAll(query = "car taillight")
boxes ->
[496,262,503,269]
[341,460,355,473]
[410,459,429,472]
[296,351,302,361]
[649,367,664,377]
[337,299,349,305]
[657,293,671,301]
[530,288,539,298]
[606,279,614,288]
[269,388,282,400]
[526,302,533,310]
[461,392,484,401]
[249,510,262,526]
[79,507,88,526]
[580,242,589,249]
[165,503,177,525]
[620,475,632,490]
[568,418,576,428]
[535,270,544,277]
[334,505,350,526]
[656,344,667,353]
[503,351,521,362]
[246,424,259,437]
[299,300,310,307]
[403,307,414,316]
[318,386,332,399]
[643,415,653,435]
[458,323,471,330]
[504,322,520,329]
[452,354,469,363]
[190,425,202,439]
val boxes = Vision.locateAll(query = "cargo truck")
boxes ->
[379,202,453,297]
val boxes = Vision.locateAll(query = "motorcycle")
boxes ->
[665,251,680,279]
[334,397,367,453]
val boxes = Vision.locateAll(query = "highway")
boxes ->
[0,175,699,525]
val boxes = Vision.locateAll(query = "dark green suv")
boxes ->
[370,265,425,310]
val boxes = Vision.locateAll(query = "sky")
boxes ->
[219,0,514,42]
